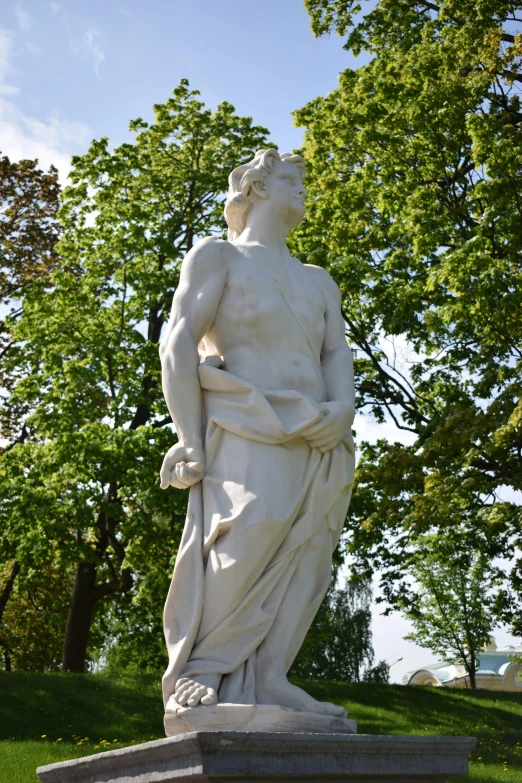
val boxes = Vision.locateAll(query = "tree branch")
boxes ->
[342,307,429,427]
[89,568,133,604]
[152,416,172,428]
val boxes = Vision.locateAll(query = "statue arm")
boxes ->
[159,237,227,489]
[302,268,355,453]
[321,276,355,412]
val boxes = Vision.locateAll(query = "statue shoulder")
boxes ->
[304,263,342,307]
[181,236,232,278]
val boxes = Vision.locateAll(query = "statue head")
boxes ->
[225,149,306,240]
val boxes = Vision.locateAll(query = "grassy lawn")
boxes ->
[1,672,521,782]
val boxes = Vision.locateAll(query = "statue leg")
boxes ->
[255,523,347,717]
[173,434,307,708]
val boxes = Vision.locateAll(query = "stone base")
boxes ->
[165,701,357,735]
[36,731,477,783]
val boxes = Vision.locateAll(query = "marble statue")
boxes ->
[159,149,356,732]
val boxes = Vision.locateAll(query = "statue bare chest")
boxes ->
[210,259,326,350]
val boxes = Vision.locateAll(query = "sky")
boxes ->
[0,0,356,177]
[1,0,519,685]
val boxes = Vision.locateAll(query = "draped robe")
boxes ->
[162,360,355,707]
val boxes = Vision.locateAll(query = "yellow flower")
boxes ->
[56,738,62,742]
[41,735,46,738]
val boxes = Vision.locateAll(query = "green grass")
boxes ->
[1,672,521,782]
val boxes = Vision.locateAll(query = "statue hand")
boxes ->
[160,443,205,490]
[303,402,355,453]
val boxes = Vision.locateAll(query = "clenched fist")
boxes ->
[160,444,205,490]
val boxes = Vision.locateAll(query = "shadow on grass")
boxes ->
[302,680,522,782]
[300,679,522,738]
[0,671,164,743]
[2,673,522,783]
[3,672,522,746]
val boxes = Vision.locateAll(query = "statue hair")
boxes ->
[224,149,306,241]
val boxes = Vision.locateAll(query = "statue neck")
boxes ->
[237,205,291,253]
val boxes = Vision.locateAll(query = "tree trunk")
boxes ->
[468,658,477,690]
[62,558,134,672]
[62,562,96,672]
[0,560,20,624]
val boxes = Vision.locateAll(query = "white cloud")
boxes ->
[0,28,19,95]
[69,26,106,81]
[0,97,91,181]
[0,26,91,182]
[119,7,137,19]
[82,27,105,81]
[14,5,33,34]
[47,6,106,82]
[50,2,64,16]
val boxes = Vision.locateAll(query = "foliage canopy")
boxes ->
[296,0,522,639]
[0,81,270,671]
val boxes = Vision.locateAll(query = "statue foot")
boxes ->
[257,674,347,718]
[174,673,221,707]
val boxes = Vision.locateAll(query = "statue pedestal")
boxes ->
[165,700,357,735]
[37,731,476,783]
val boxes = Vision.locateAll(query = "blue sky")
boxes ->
[1,0,519,683]
[0,0,357,177]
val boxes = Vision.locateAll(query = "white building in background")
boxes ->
[403,639,522,691]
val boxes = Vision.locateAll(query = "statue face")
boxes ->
[263,160,307,228]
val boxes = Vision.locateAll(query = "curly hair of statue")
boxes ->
[224,148,306,241]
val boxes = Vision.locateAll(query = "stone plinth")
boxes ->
[37,731,476,783]
[165,701,357,735]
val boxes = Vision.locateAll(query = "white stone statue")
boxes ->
[159,149,356,733]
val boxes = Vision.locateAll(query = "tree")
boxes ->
[93,525,177,674]
[0,80,270,672]
[0,154,61,447]
[0,155,63,668]
[294,1,522,627]
[291,576,375,682]
[362,659,389,684]
[399,534,502,689]
[0,560,72,672]
[0,560,20,669]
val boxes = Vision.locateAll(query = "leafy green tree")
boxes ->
[0,155,63,665]
[98,566,171,674]
[0,80,269,672]
[399,534,502,689]
[362,659,389,684]
[291,576,375,681]
[0,154,61,446]
[0,561,20,668]
[295,1,522,627]
[0,560,72,672]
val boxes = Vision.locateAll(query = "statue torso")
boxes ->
[206,243,328,402]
